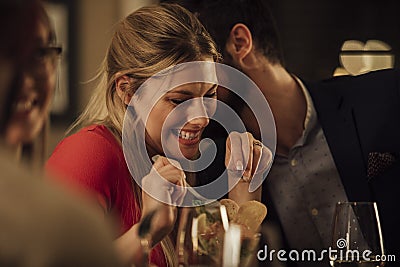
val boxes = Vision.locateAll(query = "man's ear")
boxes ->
[225,23,253,66]
[115,74,133,105]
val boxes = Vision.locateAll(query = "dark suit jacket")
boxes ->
[305,68,400,257]
[204,69,400,265]
[260,69,400,266]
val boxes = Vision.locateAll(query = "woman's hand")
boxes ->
[114,156,186,266]
[141,156,187,244]
[225,131,272,204]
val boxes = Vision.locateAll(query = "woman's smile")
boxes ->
[172,128,203,146]
[14,95,39,114]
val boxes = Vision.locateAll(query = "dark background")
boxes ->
[161,0,400,81]
[48,0,400,124]
[267,0,400,81]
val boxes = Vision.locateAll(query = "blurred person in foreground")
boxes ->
[167,0,400,266]
[0,0,122,266]
[0,0,57,167]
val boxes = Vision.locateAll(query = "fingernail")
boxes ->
[243,171,252,181]
[151,155,160,163]
[236,160,244,171]
[168,187,174,194]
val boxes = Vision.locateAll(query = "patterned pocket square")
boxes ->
[367,152,399,179]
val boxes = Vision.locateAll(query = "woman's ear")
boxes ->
[225,23,254,67]
[115,74,133,105]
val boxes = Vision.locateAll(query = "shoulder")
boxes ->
[308,68,400,91]
[304,69,400,103]
[53,125,121,155]
[48,125,125,169]
[46,125,126,191]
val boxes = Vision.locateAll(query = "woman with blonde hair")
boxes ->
[46,3,271,266]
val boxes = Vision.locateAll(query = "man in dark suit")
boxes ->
[165,0,400,266]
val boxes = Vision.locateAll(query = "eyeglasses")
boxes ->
[26,45,62,78]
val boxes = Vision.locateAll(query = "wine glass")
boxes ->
[224,223,261,267]
[176,202,225,267]
[176,202,261,267]
[330,202,385,267]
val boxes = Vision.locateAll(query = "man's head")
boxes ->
[165,0,283,67]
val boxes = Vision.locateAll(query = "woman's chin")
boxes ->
[179,146,200,160]
[162,135,201,160]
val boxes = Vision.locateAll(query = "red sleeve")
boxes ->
[46,126,121,213]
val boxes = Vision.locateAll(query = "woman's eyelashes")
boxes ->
[170,98,188,105]
[169,92,217,106]
[205,92,217,98]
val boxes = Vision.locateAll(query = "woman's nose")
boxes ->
[188,116,209,128]
[186,98,210,127]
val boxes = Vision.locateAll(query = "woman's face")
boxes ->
[5,21,58,145]
[145,80,217,160]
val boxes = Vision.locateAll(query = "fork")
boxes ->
[138,209,157,267]
[151,155,219,207]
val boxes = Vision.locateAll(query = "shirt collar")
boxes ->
[292,75,318,146]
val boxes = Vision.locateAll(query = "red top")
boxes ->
[46,125,167,267]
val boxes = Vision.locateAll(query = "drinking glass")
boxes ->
[176,202,261,267]
[330,202,385,267]
[177,203,225,267]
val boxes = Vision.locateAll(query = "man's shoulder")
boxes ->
[314,68,399,87]
[303,68,399,98]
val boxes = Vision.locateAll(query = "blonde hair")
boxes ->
[69,4,220,266]
[70,3,220,138]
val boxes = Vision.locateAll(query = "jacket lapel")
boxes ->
[305,80,372,201]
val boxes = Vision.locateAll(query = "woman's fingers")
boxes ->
[242,132,254,181]
[226,131,272,184]
[153,156,185,183]
[144,156,187,205]
[226,131,241,171]
[249,145,273,192]
[157,165,185,183]
[251,139,263,177]
[226,131,255,180]
[226,131,251,173]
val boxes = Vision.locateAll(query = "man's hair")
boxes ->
[165,0,284,65]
